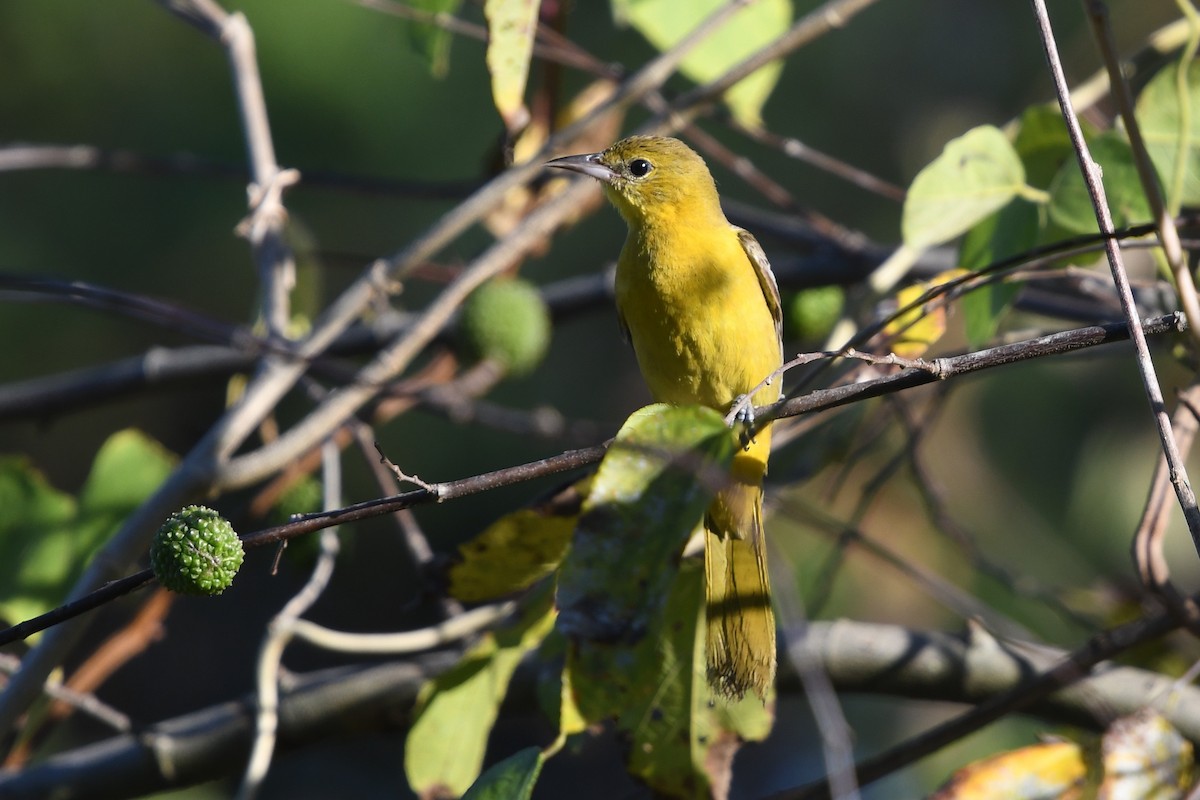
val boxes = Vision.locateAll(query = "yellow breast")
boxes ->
[614,219,781,412]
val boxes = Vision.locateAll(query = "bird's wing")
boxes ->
[735,228,783,344]
[616,306,631,345]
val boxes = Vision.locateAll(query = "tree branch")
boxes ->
[4,617,1198,800]
[1030,0,1200,555]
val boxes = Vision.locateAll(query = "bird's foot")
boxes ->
[730,394,755,450]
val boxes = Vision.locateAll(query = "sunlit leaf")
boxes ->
[612,0,791,127]
[903,126,1028,249]
[903,126,1029,248]
[884,269,969,358]
[462,746,544,800]
[484,0,539,133]
[931,741,1086,799]
[556,404,735,643]
[1137,57,1200,209]
[1047,131,1152,233]
[1099,709,1193,799]
[0,430,175,630]
[404,589,556,798]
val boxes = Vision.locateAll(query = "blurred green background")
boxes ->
[1,0,1192,797]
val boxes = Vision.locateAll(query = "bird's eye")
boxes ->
[628,158,652,177]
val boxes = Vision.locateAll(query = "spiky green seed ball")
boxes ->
[150,505,244,596]
[460,278,551,376]
[788,285,846,343]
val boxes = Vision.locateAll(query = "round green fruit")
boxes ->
[150,505,244,596]
[788,285,846,344]
[460,278,551,376]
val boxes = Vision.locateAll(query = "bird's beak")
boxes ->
[545,152,616,183]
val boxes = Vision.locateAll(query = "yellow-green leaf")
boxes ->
[448,477,588,603]
[556,404,735,644]
[884,269,969,358]
[1137,57,1200,209]
[484,0,539,133]
[404,589,556,797]
[931,741,1086,799]
[612,0,791,127]
[903,126,1027,249]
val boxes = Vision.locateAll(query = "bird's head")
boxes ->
[546,135,722,228]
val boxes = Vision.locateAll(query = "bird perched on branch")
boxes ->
[548,135,783,700]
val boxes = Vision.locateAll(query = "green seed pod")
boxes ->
[460,278,551,376]
[787,285,846,344]
[150,505,244,596]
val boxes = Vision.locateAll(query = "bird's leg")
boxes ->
[730,394,755,450]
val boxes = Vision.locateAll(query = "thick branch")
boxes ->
[3,618,1197,800]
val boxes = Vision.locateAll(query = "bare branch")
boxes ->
[1030,0,1200,556]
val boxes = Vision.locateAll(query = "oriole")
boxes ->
[548,135,782,700]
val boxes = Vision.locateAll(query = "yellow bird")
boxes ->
[548,135,783,700]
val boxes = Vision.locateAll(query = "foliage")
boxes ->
[2,2,1200,799]
[0,430,174,630]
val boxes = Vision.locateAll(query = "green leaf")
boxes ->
[0,430,175,630]
[484,0,539,132]
[556,404,735,644]
[404,588,555,798]
[1047,131,1152,233]
[0,458,78,629]
[404,0,464,78]
[958,198,1039,348]
[1012,103,1081,189]
[902,125,1028,249]
[1137,57,1200,209]
[569,562,772,797]
[612,0,791,127]
[78,429,176,513]
[462,747,544,800]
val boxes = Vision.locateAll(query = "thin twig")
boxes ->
[1132,382,1200,599]
[237,440,343,800]
[0,655,131,738]
[289,602,516,654]
[1083,0,1200,350]
[1031,0,1200,554]
[771,546,861,800]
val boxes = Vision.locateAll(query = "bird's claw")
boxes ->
[731,394,755,450]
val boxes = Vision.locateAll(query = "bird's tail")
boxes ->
[704,437,776,701]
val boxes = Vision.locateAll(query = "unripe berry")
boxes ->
[787,285,845,344]
[150,505,244,596]
[460,278,551,376]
